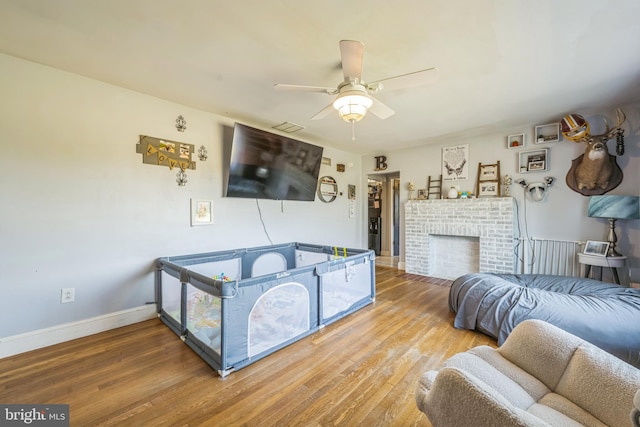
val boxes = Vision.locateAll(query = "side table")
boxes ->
[577,252,627,285]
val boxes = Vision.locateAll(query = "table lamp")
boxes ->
[587,195,640,257]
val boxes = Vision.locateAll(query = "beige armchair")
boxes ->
[416,319,640,427]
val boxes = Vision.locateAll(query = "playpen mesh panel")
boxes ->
[186,283,222,354]
[248,283,310,357]
[295,249,330,267]
[251,252,287,277]
[188,258,242,282]
[321,262,371,319]
[161,271,182,323]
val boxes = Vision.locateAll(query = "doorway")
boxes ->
[367,173,400,261]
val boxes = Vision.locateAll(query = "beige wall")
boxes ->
[0,53,364,338]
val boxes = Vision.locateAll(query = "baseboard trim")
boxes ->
[0,304,158,359]
[398,261,406,271]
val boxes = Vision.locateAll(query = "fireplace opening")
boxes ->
[429,235,480,280]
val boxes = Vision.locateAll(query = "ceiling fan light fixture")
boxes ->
[333,93,373,123]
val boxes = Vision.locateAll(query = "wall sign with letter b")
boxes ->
[374,156,388,171]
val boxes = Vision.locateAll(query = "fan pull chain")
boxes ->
[351,120,356,141]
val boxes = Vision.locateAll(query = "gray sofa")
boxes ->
[416,319,640,427]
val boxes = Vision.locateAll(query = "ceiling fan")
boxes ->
[274,40,439,135]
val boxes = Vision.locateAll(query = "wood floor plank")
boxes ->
[0,266,496,426]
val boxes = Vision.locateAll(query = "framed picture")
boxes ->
[417,189,427,200]
[348,184,356,200]
[583,240,609,257]
[442,144,469,181]
[191,199,214,226]
[478,181,499,197]
[479,164,498,180]
[528,160,545,171]
[518,148,548,173]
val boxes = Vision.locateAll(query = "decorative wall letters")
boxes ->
[136,135,196,186]
[136,135,196,171]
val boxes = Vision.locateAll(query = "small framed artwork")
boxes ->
[479,164,499,180]
[518,148,548,173]
[507,133,525,149]
[191,199,214,226]
[528,160,545,171]
[478,181,499,197]
[417,189,428,200]
[348,184,356,200]
[583,240,609,257]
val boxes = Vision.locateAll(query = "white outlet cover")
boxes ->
[61,288,75,303]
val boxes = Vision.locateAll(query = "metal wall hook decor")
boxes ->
[176,169,188,186]
[198,145,208,161]
[175,115,187,132]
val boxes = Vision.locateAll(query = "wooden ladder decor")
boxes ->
[427,175,443,199]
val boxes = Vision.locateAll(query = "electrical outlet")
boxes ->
[61,288,75,304]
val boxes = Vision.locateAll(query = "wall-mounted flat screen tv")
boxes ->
[225,123,324,201]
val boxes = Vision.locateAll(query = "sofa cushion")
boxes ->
[416,366,551,427]
[469,346,550,402]
[442,351,537,409]
[555,344,640,427]
[498,319,584,390]
[530,393,607,427]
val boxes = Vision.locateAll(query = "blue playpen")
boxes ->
[156,242,375,377]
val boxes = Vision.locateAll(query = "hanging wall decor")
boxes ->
[562,108,625,196]
[317,176,338,203]
[198,145,208,161]
[442,144,469,181]
[136,135,196,186]
[175,115,187,132]
[176,170,188,186]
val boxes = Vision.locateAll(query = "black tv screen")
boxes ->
[225,123,324,201]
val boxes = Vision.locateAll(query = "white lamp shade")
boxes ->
[333,92,373,123]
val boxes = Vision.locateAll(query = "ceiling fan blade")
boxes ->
[368,96,395,120]
[311,102,336,120]
[340,40,364,80]
[370,67,439,91]
[274,83,334,94]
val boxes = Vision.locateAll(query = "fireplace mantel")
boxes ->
[405,198,515,277]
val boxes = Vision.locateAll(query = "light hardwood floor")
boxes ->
[0,267,496,426]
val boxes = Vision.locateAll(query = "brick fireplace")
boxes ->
[404,198,515,278]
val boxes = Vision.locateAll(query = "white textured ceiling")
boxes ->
[1,0,640,154]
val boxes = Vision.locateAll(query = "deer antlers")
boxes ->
[601,108,626,144]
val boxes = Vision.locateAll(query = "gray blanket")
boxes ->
[450,273,640,368]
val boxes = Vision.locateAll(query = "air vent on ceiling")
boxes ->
[272,121,305,133]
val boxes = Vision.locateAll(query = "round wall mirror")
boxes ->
[317,176,338,203]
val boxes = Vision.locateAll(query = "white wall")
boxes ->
[363,107,640,282]
[0,54,364,338]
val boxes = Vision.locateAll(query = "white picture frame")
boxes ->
[583,240,609,257]
[507,133,525,149]
[478,181,499,197]
[190,199,214,226]
[534,123,561,144]
[442,144,469,181]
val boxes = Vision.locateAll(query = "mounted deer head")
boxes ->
[563,109,626,195]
